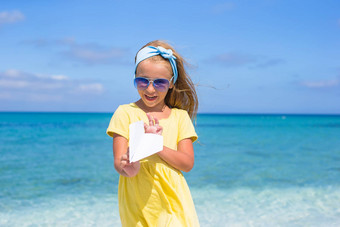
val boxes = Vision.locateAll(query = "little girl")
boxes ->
[106,40,199,226]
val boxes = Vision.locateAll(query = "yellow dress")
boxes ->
[107,103,200,227]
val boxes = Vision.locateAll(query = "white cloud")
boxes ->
[0,91,12,99]
[300,77,340,88]
[0,69,105,102]
[0,10,25,25]
[75,83,104,94]
[211,2,234,14]
[27,93,64,102]
[208,52,285,69]
[2,69,22,77]
[209,52,257,67]
[65,43,126,65]
[23,38,129,65]
[254,58,285,68]
[51,75,69,80]
[0,79,30,88]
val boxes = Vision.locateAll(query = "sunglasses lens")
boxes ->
[134,77,170,92]
[153,79,170,92]
[134,77,149,90]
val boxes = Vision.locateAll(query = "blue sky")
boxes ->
[0,0,339,113]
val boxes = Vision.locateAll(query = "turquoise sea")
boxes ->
[1,112,340,226]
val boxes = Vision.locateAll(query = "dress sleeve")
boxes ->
[178,110,198,143]
[106,105,130,139]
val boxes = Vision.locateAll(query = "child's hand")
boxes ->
[120,148,140,177]
[144,113,163,135]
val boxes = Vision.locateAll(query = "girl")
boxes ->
[106,40,199,226]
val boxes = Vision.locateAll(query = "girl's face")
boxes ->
[135,59,173,110]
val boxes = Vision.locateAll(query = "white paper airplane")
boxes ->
[129,121,163,162]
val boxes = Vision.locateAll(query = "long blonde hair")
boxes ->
[135,40,198,119]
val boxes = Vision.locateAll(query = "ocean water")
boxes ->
[1,112,340,226]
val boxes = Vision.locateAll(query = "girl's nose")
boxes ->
[146,81,156,92]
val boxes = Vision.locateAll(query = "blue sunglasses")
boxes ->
[134,77,173,92]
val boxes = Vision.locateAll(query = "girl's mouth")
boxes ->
[145,95,157,101]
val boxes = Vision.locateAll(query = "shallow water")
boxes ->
[1,112,340,226]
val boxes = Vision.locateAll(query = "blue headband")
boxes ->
[135,46,178,83]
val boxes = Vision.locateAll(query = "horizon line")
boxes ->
[1,110,340,116]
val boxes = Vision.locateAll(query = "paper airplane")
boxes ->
[129,121,163,162]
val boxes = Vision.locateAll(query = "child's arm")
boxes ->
[112,133,140,177]
[158,139,194,172]
[145,114,194,172]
